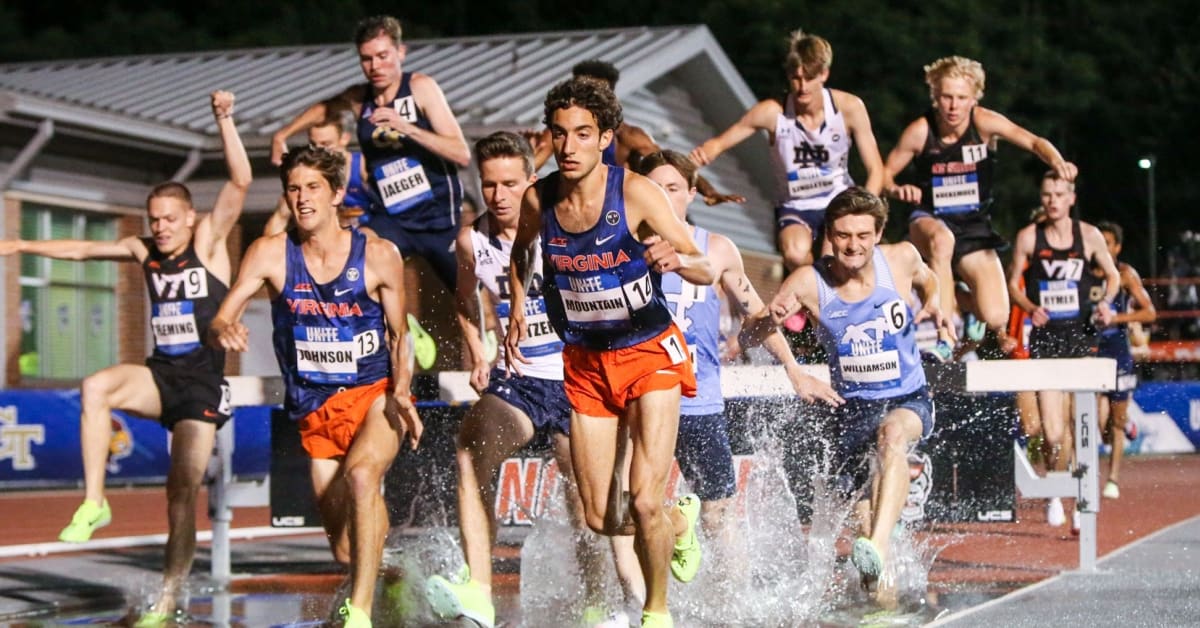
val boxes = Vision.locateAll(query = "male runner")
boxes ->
[424,131,605,627]
[1093,221,1156,499]
[1007,172,1118,527]
[0,92,249,625]
[270,15,470,292]
[763,187,952,588]
[605,149,839,605]
[529,59,744,206]
[264,98,381,235]
[886,56,1078,354]
[690,30,884,271]
[506,77,714,628]
[211,146,422,628]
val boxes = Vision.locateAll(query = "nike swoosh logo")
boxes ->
[334,288,353,296]
[595,234,616,246]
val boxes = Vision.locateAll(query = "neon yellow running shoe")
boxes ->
[851,536,883,579]
[59,498,111,543]
[339,598,371,628]
[425,566,495,627]
[132,611,169,628]
[407,314,437,370]
[670,493,701,583]
[640,610,674,628]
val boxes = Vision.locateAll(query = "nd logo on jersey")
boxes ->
[793,141,830,166]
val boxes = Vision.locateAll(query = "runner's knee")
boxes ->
[343,461,384,500]
[928,228,955,262]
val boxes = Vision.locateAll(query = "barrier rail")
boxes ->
[209,359,1114,581]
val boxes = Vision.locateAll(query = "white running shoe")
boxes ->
[1103,480,1120,499]
[1046,498,1066,527]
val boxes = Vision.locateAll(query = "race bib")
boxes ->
[498,298,563,358]
[931,173,981,214]
[151,301,200,355]
[393,96,418,123]
[962,143,988,164]
[839,349,902,383]
[660,332,687,366]
[293,326,378,384]
[558,272,653,324]
[787,166,837,199]
[1039,280,1080,319]
[375,157,433,215]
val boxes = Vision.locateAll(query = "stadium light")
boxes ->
[1139,155,1157,278]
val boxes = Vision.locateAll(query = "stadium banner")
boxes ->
[0,389,270,489]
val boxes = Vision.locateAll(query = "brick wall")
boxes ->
[3,196,19,387]
[114,214,146,366]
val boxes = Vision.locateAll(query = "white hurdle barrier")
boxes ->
[206,376,281,582]
[209,358,1113,581]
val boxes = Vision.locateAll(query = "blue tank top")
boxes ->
[815,248,925,399]
[343,151,383,214]
[358,73,462,230]
[271,230,391,420]
[540,165,673,350]
[1097,277,1131,358]
[662,227,722,414]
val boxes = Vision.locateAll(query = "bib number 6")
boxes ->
[883,299,908,333]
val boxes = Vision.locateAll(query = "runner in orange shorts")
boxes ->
[212,145,421,628]
[505,77,715,628]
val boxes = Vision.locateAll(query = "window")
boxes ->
[19,204,117,380]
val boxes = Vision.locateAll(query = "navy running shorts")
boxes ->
[1099,348,1136,401]
[775,206,825,243]
[484,369,571,443]
[361,214,458,290]
[833,387,935,495]
[675,412,737,502]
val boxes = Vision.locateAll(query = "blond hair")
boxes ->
[924,56,985,102]
[783,30,833,77]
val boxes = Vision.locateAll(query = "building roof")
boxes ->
[0,25,780,254]
[0,25,751,146]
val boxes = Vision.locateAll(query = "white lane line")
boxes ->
[0,526,324,559]
[926,513,1200,626]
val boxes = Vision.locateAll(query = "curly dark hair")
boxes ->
[572,59,620,89]
[280,145,346,192]
[543,77,623,133]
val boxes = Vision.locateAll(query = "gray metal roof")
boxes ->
[0,25,754,147]
[0,25,780,254]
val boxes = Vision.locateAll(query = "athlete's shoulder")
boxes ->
[971,106,1015,132]
[706,231,740,267]
[880,241,921,268]
[408,72,446,95]
[830,88,865,112]
[752,97,785,119]
[365,231,402,260]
